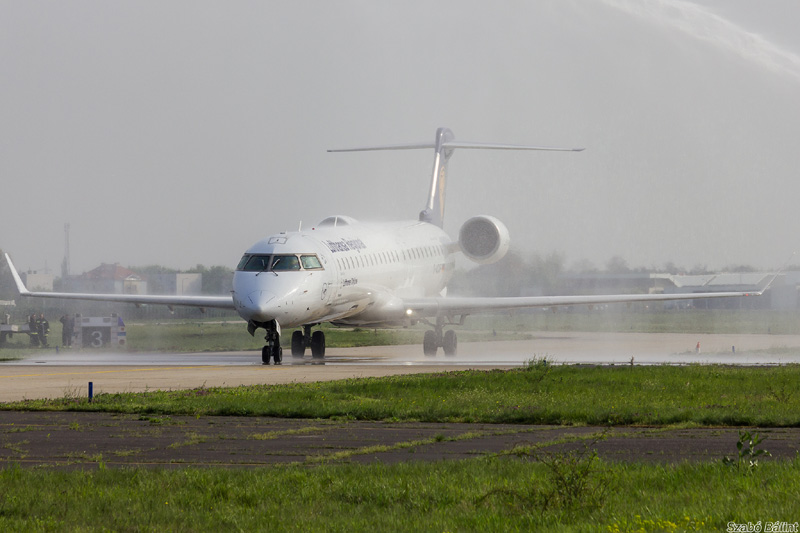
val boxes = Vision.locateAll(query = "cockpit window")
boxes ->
[243,255,272,272]
[237,255,252,270]
[301,255,323,270]
[271,255,300,271]
[237,254,323,272]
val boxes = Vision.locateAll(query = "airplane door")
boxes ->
[319,253,339,306]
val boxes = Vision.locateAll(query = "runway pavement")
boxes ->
[2,331,800,402]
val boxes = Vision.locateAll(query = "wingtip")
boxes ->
[3,253,30,296]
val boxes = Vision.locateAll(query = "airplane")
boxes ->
[4,127,768,365]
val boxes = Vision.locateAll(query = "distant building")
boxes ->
[66,263,147,295]
[21,272,54,291]
[150,273,202,295]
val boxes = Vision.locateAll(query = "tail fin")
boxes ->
[419,127,454,227]
[328,127,584,228]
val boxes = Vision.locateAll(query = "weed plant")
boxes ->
[722,430,772,472]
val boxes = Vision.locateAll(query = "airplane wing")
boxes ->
[4,253,235,310]
[401,289,766,318]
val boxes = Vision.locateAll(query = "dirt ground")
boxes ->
[1,411,797,469]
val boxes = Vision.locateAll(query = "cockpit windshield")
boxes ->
[237,254,324,272]
[271,255,300,271]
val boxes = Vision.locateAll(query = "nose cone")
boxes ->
[236,290,278,322]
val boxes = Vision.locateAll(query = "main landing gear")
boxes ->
[290,324,326,359]
[422,317,458,356]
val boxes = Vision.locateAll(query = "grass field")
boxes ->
[5,363,800,427]
[2,366,799,530]
[1,457,798,532]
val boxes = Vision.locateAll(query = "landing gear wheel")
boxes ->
[261,345,271,365]
[310,330,326,359]
[423,330,438,356]
[443,330,457,356]
[273,345,283,364]
[291,331,305,357]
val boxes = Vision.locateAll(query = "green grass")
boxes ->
[5,364,800,427]
[0,457,797,531]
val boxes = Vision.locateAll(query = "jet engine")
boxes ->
[458,215,510,264]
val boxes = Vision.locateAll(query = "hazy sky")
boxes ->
[2,0,799,275]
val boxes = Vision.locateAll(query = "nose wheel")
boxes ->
[262,344,282,365]
[248,319,283,365]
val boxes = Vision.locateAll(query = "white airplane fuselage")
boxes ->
[232,217,455,329]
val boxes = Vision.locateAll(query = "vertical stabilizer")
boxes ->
[327,127,583,229]
[418,127,454,227]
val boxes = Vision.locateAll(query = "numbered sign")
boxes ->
[82,326,111,348]
[75,316,126,348]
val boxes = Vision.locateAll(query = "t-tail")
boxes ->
[328,127,584,228]
[419,127,454,227]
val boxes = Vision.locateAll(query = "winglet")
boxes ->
[759,252,797,294]
[3,253,30,296]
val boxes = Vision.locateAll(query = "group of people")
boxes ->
[26,313,77,348]
[27,313,50,347]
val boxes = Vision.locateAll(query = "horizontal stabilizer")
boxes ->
[329,127,584,228]
[442,141,583,152]
[328,141,584,153]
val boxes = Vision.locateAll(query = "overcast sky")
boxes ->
[2,0,800,275]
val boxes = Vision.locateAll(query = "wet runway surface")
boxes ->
[6,331,800,367]
[2,332,800,402]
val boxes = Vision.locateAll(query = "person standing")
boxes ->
[28,313,39,346]
[37,313,50,348]
[59,314,75,347]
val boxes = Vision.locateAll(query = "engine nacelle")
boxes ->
[458,215,510,265]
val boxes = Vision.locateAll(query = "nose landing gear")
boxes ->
[262,342,282,365]
[248,319,283,365]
